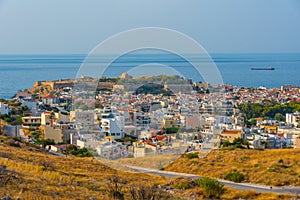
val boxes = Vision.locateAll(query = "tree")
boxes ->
[222,140,231,147]
[163,127,179,134]
[76,148,93,157]
[274,113,284,121]
[42,139,55,147]
[17,115,23,124]
[21,106,29,111]
[238,102,300,121]
[249,119,257,126]
[66,144,78,155]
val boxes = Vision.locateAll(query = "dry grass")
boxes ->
[166,148,300,186]
[0,136,170,199]
[222,187,296,200]
[112,154,180,169]
[0,136,298,199]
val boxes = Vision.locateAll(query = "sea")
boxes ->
[0,53,299,99]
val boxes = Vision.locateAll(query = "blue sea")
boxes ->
[0,53,299,99]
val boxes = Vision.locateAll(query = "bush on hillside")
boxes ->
[186,153,199,159]
[225,170,245,183]
[198,177,226,198]
[129,184,171,200]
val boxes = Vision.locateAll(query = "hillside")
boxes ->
[0,136,297,200]
[165,149,300,186]
[0,136,171,199]
[135,83,173,96]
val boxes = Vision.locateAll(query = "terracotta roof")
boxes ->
[222,130,242,134]
[278,133,284,137]
[43,95,57,99]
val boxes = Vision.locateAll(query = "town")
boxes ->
[1,74,300,160]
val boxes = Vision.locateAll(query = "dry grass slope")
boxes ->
[166,149,300,186]
[0,136,297,200]
[0,136,169,200]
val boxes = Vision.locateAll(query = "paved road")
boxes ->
[49,151,67,157]
[127,166,300,195]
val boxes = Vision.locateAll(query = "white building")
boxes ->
[101,118,124,139]
[74,110,97,130]
[20,98,38,110]
[286,112,300,126]
[215,115,232,126]
[96,140,128,159]
[0,102,10,115]
[99,106,124,139]
[42,95,58,105]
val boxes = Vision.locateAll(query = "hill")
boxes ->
[135,83,173,96]
[0,136,297,199]
[0,136,171,199]
[165,149,300,186]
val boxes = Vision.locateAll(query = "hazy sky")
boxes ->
[0,0,299,54]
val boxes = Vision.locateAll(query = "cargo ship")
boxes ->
[251,65,275,70]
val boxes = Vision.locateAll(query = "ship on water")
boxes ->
[251,65,275,70]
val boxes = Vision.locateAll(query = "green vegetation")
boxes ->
[29,131,55,147]
[95,103,104,109]
[135,83,173,96]
[225,170,245,183]
[186,153,199,159]
[21,105,29,111]
[198,177,226,198]
[99,77,120,83]
[17,115,23,124]
[238,102,300,124]
[115,136,137,143]
[0,114,16,124]
[173,177,194,190]
[118,74,187,84]
[163,127,179,134]
[66,144,94,157]
[222,138,248,149]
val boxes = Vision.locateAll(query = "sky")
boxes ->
[0,0,299,54]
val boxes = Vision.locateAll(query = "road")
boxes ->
[49,151,67,157]
[127,166,300,195]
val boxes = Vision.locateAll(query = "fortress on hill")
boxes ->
[33,79,76,90]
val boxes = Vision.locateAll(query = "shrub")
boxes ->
[42,139,55,147]
[105,175,126,200]
[225,170,245,183]
[173,177,196,190]
[66,146,94,157]
[129,184,171,200]
[7,139,21,147]
[76,148,93,157]
[222,140,231,147]
[186,153,198,159]
[197,177,226,198]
